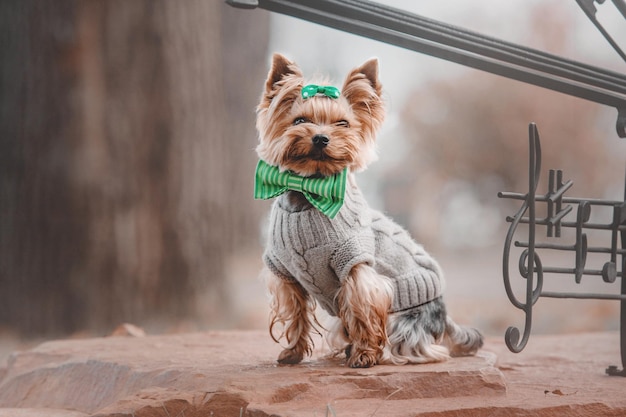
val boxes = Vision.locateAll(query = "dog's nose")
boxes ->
[312,134,329,148]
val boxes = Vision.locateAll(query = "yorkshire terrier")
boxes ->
[254,53,483,368]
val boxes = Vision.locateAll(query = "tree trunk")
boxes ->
[0,0,269,336]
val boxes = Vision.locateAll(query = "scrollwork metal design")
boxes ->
[501,123,544,353]
[499,122,626,376]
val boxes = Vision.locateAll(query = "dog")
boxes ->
[254,53,483,368]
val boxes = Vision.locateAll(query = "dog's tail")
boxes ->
[443,316,484,357]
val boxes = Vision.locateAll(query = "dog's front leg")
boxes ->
[337,263,392,368]
[264,268,316,364]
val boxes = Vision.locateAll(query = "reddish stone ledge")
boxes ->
[0,330,624,416]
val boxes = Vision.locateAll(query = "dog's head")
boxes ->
[255,53,385,177]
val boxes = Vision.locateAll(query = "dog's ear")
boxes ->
[342,58,385,140]
[342,58,382,99]
[264,53,303,97]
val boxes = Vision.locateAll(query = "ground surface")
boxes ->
[0,330,624,416]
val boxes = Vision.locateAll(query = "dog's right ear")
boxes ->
[264,53,302,97]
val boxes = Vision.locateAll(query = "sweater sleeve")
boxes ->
[263,250,296,282]
[329,227,376,282]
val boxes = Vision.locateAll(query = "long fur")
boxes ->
[258,53,483,367]
[337,264,393,368]
[264,267,320,364]
[326,296,483,365]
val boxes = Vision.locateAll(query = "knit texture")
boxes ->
[263,181,445,316]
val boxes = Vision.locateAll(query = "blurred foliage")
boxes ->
[386,3,625,249]
[395,72,623,249]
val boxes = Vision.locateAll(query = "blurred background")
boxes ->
[1,0,625,360]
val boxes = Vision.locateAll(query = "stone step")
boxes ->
[0,330,624,416]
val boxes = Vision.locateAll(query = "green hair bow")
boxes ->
[301,84,341,100]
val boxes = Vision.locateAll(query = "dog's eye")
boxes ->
[336,120,350,128]
[293,117,308,125]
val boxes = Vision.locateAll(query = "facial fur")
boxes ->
[256,53,385,177]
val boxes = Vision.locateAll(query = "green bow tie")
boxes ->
[254,160,347,219]
[301,84,341,100]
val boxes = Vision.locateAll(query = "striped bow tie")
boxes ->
[254,160,347,219]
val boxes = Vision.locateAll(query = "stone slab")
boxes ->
[0,330,624,416]
[0,410,87,417]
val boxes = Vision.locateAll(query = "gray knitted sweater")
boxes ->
[263,181,445,316]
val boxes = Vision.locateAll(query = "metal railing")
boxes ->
[227,0,626,137]
[577,0,626,63]
[227,0,626,375]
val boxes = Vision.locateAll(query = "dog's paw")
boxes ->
[277,348,304,365]
[346,349,377,368]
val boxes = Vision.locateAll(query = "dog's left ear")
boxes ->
[342,58,385,142]
[342,58,382,99]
